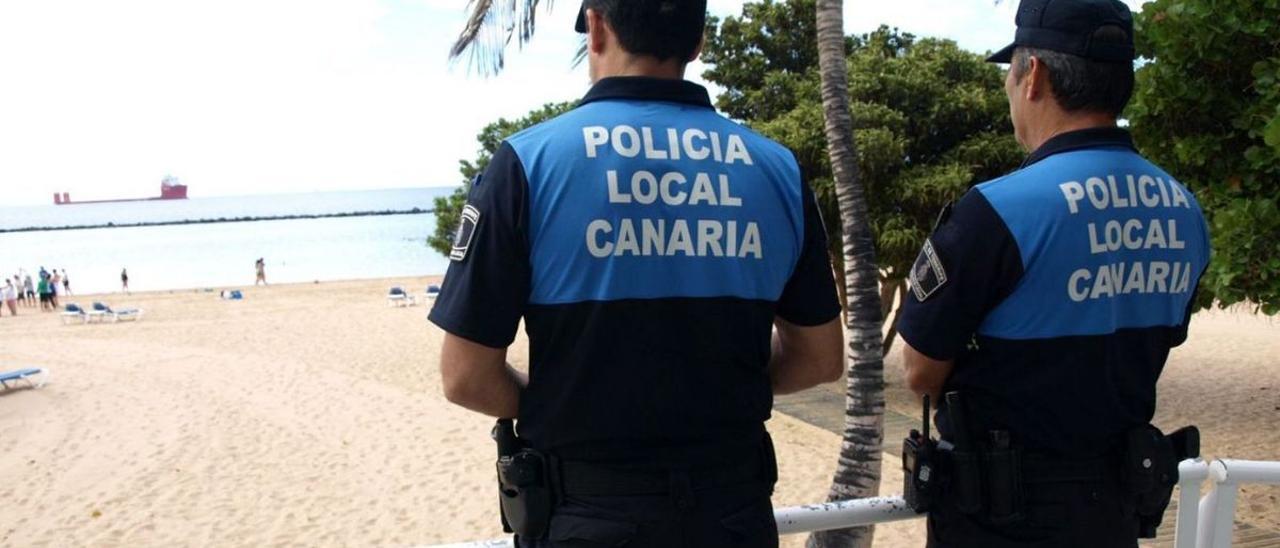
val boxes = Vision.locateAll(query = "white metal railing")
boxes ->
[431,458,1280,548]
[1195,459,1280,548]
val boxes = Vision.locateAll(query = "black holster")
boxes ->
[493,420,557,540]
[1124,425,1199,538]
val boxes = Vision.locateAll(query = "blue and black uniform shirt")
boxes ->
[428,77,841,466]
[898,127,1211,458]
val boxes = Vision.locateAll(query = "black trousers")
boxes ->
[927,475,1140,548]
[516,476,777,548]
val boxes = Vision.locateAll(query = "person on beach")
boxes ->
[61,269,72,295]
[47,271,59,309]
[23,274,35,308]
[13,276,26,307]
[254,258,267,286]
[897,1,1211,546]
[36,274,52,312]
[121,268,130,295]
[2,279,16,316]
[429,1,843,545]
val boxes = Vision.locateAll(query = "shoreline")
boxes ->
[19,274,449,303]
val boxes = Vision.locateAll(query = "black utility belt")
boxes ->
[902,418,1199,538]
[491,419,779,541]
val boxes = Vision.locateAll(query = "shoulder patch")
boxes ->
[909,239,948,302]
[450,205,480,262]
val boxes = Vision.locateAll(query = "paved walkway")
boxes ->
[774,385,1280,547]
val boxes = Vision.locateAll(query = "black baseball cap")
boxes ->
[574,0,707,34]
[986,0,1136,64]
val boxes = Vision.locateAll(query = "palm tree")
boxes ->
[449,0,550,76]
[806,0,887,547]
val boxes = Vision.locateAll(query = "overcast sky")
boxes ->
[0,0,1141,206]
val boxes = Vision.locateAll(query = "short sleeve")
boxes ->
[427,142,531,348]
[775,180,842,326]
[897,190,1024,360]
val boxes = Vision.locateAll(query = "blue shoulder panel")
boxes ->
[507,100,805,305]
[976,148,1211,339]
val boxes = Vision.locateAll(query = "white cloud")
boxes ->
[0,0,1147,206]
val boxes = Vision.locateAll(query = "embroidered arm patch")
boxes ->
[450,205,480,262]
[909,239,948,302]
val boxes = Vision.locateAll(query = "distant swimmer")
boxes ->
[121,268,130,295]
[255,258,267,286]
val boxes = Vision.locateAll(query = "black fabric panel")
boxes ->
[518,297,776,468]
[935,326,1184,458]
[898,190,1025,361]
[428,142,531,348]
[776,180,841,326]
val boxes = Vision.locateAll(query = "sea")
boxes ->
[0,188,459,295]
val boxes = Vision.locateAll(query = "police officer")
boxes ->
[428,1,843,545]
[897,0,1211,546]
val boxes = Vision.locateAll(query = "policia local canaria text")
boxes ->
[581,125,763,260]
[1060,175,1197,302]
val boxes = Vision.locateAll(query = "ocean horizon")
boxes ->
[0,188,459,294]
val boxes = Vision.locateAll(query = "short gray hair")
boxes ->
[1011,26,1135,118]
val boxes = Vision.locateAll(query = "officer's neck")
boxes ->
[1022,110,1118,153]
[589,53,688,82]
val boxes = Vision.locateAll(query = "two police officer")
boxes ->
[430,0,843,545]
[899,0,1210,546]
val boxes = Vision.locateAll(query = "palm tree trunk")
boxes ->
[882,279,907,353]
[806,0,886,547]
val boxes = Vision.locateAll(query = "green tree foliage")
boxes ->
[703,1,1021,302]
[428,101,576,256]
[1129,0,1280,314]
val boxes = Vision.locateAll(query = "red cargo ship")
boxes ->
[54,176,188,205]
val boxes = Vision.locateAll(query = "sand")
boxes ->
[0,278,1274,546]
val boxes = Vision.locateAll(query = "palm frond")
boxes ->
[449,0,553,76]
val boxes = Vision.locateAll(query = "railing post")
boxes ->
[1197,459,1240,548]
[1173,459,1209,548]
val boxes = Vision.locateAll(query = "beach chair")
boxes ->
[220,290,244,300]
[60,303,88,325]
[387,287,415,307]
[0,368,49,390]
[90,301,145,323]
[425,284,442,300]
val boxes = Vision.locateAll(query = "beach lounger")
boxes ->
[90,301,145,323]
[0,368,49,390]
[425,284,441,300]
[387,287,415,307]
[61,303,88,325]
[220,290,244,300]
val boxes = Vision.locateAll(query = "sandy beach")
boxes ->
[1,277,1276,546]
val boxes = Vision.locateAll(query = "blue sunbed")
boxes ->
[0,368,48,390]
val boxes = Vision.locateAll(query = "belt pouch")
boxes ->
[949,450,984,515]
[982,444,1023,524]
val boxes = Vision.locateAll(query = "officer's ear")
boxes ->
[585,8,610,56]
[686,33,705,64]
[1021,54,1049,103]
